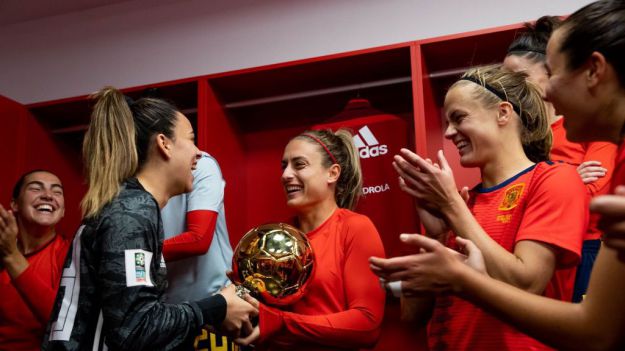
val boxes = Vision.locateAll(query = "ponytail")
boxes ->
[81,87,138,218]
[517,82,552,163]
[334,129,363,210]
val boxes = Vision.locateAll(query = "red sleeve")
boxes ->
[12,236,70,324]
[582,142,618,197]
[516,163,588,267]
[258,215,386,348]
[162,210,218,262]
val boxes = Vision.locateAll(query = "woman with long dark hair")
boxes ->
[503,15,617,303]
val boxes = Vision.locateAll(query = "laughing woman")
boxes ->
[372,65,588,350]
[42,88,257,351]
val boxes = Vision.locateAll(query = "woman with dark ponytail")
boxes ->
[236,129,385,350]
[504,15,617,303]
[42,87,258,351]
[371,65,588,350]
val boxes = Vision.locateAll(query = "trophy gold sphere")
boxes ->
[231,223,314,306]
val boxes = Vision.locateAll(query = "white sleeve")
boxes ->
[187,154,224,213]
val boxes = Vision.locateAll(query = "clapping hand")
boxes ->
[0,204,19,259]
[593,185,625,261]
[370,234,486,296]
[393,149,463,214]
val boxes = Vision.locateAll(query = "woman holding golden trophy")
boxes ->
[231,129,386,351]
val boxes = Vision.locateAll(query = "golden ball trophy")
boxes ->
[231,223,314,307]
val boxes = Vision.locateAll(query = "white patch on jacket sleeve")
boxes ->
[124,249,154,287]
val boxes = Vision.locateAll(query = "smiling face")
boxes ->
[544,28,588,141]
[168,112,200,194]
[544,27,608,142]
[281,138,338,212]
[443,84,502,168]
[11,171,65,230]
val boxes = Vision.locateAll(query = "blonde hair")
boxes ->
[81,87,138,218]
[296,129,363,210]
[81,87,179,218]
[451,64,552,162]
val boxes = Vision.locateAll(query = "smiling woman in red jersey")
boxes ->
[0,170,70,351]
[236,129,385,351]
[371,65,588,351]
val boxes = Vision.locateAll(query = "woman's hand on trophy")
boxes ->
[218,284,259,338]
[226,270,260,307]
[235,325,260,346]
[241,292,259,309]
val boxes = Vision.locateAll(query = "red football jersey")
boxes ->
[313,100,425,350]
[428,161,588,351]
[257,208,385,351]
[551,118,617,240]
[0,234,71,351]
[610,143,625,191]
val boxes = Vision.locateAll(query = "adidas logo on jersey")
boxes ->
[353,125,388,159]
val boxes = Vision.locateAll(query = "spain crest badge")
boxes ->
[499,183,525,211]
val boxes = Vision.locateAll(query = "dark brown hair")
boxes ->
[507,16,562,63]
[559,0,625,85]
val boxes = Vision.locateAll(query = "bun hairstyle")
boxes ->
[296,129,363,210]
[507,16,562,63]
[81,87,179,218]
[451,65,552,163]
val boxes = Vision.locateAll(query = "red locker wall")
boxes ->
[0,96,27,208]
